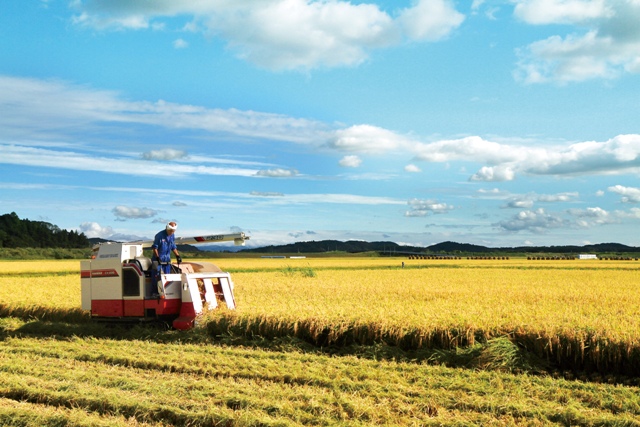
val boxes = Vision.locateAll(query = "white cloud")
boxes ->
[537,192,579,202]
[477,188,506,196]
[0,75,330,145]
[1,143,258,178]
[112,205,159,220]
[470,165,516,182]
[496,208,567,233]
[79,221,114,238]
[5,76,640,185]
[571,206,609,217]
[615,207,640,219]
[608,184,640,202]
[414,136,526,164]
[339,155,362,168]
[69,0,464,71]
[404,164,421,173]
[471,0,486,12]
[210,0,400,71]
[173,38,188,49]
[513,0,640,83]
[413,134,640,181]
[398,0,465,41]
[405,198,453,216]
[142,148,188,161]
[504,191,578,208]
[514,0,612,25]
[250,191,285,197]
[255,168,299,177]
[506,199,535,209]
[567,206,614,226]
[330,124,408,154]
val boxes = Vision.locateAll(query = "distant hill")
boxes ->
[0,212,89,249]
[239,239,640,255]
[240,240,426,254]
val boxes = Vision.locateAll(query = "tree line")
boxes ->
[0,212,89,248]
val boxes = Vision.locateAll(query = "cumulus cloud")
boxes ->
[330,124,408,154]
[514,0,612,25]
[405,198,453,217]
[69,0,464,71]
[537,192,579,202]
[608,184,640,202]
[616,207,640,219]
[413,134,640,181]
[404,164,421,173]
[470,165,516,182]
[414,136,525,164]
[79,221,114,238]
[496,208,567,233]
[503,192,578,208]
[339,155,362,168]
[567,206,614,227]
[112,205,159,220]
[255,168,299,178]
[513,0,640,83]
[142,148,188,161]
[398,0,465,41]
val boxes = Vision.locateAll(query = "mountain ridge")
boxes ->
[238,239,640,254]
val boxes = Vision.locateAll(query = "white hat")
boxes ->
[166,222,178,231]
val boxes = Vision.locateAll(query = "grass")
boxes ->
[280,264,317,278]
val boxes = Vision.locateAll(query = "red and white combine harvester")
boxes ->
[80,232,249,330]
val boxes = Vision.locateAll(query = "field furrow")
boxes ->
[1,336,640,426]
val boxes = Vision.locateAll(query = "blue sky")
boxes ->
[1,0,640,249]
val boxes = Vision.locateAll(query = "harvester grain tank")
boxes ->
[80,232,249,330]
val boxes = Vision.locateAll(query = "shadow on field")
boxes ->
[0,303,89,324]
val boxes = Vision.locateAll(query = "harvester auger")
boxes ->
[80,232,249,330]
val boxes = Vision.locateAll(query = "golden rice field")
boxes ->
[2,257,640,374]
[1,257,640,426]
[204,257,640,376]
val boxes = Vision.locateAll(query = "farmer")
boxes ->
[151,221,182,288]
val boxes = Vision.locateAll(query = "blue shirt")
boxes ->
[152,229,176,263]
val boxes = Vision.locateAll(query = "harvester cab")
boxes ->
[80,232,249,330]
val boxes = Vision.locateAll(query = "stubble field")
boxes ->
[1,257,639,426]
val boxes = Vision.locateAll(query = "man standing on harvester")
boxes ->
[152,221,182,286]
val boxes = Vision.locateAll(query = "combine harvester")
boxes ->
[80,232,249,330]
